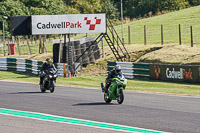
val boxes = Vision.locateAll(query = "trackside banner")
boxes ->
[31,14,106,35]
[150,64,200,83]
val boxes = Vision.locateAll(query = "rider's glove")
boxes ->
[109,78,114,82]
[40,71,45,76]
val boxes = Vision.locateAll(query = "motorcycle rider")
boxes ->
[104,65,123,92]
[39,58,57,85]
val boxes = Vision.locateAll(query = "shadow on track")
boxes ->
[73,102,115,106]
[8,92,44,94]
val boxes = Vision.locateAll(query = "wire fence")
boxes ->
[0,24,199,56]
[121,24,200,46]
[75,24,200,47]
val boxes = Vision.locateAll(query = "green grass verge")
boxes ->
[0,71,200,96]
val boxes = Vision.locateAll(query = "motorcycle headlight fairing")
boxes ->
[116,81,121,85]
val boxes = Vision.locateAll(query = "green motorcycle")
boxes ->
[101,75,128,104]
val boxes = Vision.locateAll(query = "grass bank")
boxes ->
[1,71,200,96]
[77,5,200,45]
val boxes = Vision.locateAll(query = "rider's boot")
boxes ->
[39,77,43,85]
[39,81,42,85]
[101,83,105,92]
[101,83,108,93]
[104,83,108,93]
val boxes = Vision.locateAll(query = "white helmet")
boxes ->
[114,65,121,74]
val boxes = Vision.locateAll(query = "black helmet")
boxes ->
[114,65,121,74]
[46,58,52,64]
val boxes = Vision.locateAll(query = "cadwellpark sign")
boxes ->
[31,14,106,35]
[150,64,200,83]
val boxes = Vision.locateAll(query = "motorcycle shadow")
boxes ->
[9,91,46,94]
[73,102,116,106]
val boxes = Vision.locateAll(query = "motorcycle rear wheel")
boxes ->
[104,93,112,103]
[117,89,124,104]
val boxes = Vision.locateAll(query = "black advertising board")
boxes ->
[11,16,31,36]
[150,64,200,83]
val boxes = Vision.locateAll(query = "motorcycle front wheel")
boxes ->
[40,84,46,93]
[117,89,124,104]
[50,81,55,93]
[104,93,112,103]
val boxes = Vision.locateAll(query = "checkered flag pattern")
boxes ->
[84,17,102,30]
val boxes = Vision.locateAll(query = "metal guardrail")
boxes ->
[107,61,150,79]
[0,58,69,78]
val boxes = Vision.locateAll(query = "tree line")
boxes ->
[0,0,200,34]
[115,0,200,18]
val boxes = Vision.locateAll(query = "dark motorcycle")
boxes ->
[40,68,57,93]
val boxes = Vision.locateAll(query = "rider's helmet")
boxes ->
[114,65,121,74]
[46,58,52,65]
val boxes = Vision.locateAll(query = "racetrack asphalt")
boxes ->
[0,80,200,133]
